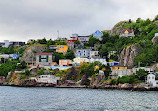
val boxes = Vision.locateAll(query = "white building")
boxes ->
[4,40,10,48]
[75,49,91,58]
[90,58,107,65]
[132,67,154,74]
[90,51,99,58]
[73,57,89,65]
[147,73,158,87]
[31,75,60,84]
[78,36,90,43]
[110,69,133,79]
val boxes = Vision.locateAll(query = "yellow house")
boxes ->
[50,45,68,53]
[112,66,127,70]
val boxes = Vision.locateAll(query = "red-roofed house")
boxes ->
[119,29,135,38]
[36,52,54,66]
[67,34,78,49]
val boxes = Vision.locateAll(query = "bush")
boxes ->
[37,69,44,75]
[20,74,26,80]
[109,79,116,85]
[25,69,30,75]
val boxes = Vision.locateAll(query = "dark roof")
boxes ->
[36,52,53,55]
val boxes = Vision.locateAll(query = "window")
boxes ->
[152,77,154,79]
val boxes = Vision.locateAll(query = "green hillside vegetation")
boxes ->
[84,16,158,67]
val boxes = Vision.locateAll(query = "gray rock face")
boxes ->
[110,21,129,36]
[21,44,47,63]
[119,44,142,68]
[90,75,105,87]
[152,36,158,45]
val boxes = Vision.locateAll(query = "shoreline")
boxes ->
[1,83,158,91]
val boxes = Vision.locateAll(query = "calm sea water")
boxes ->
[0,86,158,111]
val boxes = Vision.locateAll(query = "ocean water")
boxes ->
[0,86,158,111]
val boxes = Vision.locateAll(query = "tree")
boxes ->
[102,32,110,44]
[54,52,65,64]
[74,40,80,45]
[154,15,158,21]
[38,38,47,44]
[65,50,75,60]
[37,69,44,75]
[99,44,108,59]
[88,36,100,47]
[47,39,55,47]
[25,69,30,75]
[104,63,111,78]
[136,69,149,81]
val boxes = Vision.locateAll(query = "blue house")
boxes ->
[93,30,103,39]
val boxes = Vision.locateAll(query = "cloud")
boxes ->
[0,0,158,42]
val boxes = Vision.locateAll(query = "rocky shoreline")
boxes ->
[1,83,158,91]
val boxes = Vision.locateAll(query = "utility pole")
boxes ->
[57,30,60,40]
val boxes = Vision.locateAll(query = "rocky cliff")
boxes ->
[152,36,158,45]
[110,21,130,35]
[90,75,105,87]
[21,44,47,63]
[119,44,142,68]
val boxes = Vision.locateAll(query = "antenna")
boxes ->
[57,30,59,40]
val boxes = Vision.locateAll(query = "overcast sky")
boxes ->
[0,0,158,42]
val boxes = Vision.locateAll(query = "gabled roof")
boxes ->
[121,29,133,34]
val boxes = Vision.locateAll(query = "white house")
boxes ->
[75,49,91,58]
[90,58,107,65]
[110,69,133,79]
[132,67,154,74]
[73,57,89,65]
[32,75,60,84]
[78,36,90,43]
[147,73,158,87]
[90,51,99,58]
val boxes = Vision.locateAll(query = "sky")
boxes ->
[0,0,158,42]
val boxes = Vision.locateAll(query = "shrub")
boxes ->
[25,69,30,75]
[20,74,26,80]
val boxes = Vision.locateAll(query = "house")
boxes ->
[78,36,90,43]
[132,67,154,74]
[108,62,119,67]
[73,57,89,65]
[111,66,127,70]
[119,29,135,38]
[90,58,107,65]
[75,49,91,58]
[93,30,103,40]
[67,34,79,49]
[59,59,72,66]
[56,38,67,41]
[35,75,60,84]
[147,73,158,87]
[27,39,35,44]
[36,52,54,66]
[110,69,132,79]
[49,45,68,54]
[9,41,25,47]
[90,51,99,58]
